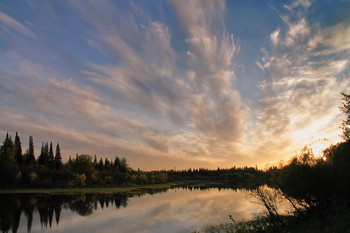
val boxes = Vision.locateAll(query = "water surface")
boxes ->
[0,187,265,233]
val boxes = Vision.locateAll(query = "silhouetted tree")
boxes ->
[48,142,54,169]
[14,132,23,166]
[25,136,35,166]
[1,133,15,162]
[98,158,104,171]
[104,158,111,170]
[341,92,350,141]
[68,156,72,166]
[55,143,62,169]
[38,142,48,166]
[113,157,120,170]
[249,186,285,226]
[120,157,128,173]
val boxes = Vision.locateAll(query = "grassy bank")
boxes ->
[0,180,229,194]
[0,182,180,194]
[193,212,350,233]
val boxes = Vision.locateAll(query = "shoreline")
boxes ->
[0,180,232,194]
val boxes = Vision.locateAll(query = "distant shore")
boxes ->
[0,180,233,194]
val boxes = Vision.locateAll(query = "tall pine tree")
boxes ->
[2,133,15,162]
[48,142,54,169]
[25,136,35,166]
[38,142,48,166]
[55,143,62,169]
[14,132,23,166]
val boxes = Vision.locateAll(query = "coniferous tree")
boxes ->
[48,142,54,169]
[93,154,98,170]
[14,132,23,166]
[68,155,72,165]
[25,136,35,166]
[38,142,48,166]
[98,158,104,171]
[104,158,111,170]
[55,143,62,169]
[0,134,8,166]
[45,142,49,160]
[120,157,128,173]
[2,133,15,162]
[114,157,120,171]
[0,142,3,166]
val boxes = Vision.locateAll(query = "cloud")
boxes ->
[270,28,280,47]
[1,0,348,169]
[77,0,247,163]
[0,12,37,38]
[284,0,312,12]
[171,0,244,143]
[254,0,350,164]
[284,18,310,47]
[1,1,249,168]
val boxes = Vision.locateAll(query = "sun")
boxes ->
[308,138,333,158]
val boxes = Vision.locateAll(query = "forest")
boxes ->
[0,133,265,189]
[0,132,170,188]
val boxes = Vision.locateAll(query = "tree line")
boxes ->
[0,134,266,189]
[0,133,170,188]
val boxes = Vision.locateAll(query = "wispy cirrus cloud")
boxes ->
[1,0,348,169]
[0,12,37,38]
[254,0,350,163]
[76,0,247,163]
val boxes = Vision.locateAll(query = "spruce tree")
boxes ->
[38,142,48,166]
[68,156,72,167]
[45,142,49,159]
[104,158,110,169]
[55,143,62,169]
[114,157,120,170]
[48,142,54,169]
[2,133,15,162]
[25,136,35,166]
[98,158,104,171]
[14,132,23,166]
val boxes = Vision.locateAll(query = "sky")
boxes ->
[0,0,349,170]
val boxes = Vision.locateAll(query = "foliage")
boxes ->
[340,92,350,141]
[0,132,173,188]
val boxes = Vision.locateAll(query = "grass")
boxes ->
[193,211,350,233]
[0,183,181,194]
[0,180,226,194]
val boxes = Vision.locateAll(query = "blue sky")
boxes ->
[1,0,349,170]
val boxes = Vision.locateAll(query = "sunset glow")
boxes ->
[1,0,349,170]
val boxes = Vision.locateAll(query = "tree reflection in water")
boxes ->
[0,188,168,233]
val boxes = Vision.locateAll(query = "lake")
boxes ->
[0,187,267,233]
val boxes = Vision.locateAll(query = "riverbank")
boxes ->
[194,212,350,233]
[0,180,230,194]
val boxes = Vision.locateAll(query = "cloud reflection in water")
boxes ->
[23,189,264,233]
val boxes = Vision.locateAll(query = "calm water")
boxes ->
[0,187,266,233]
